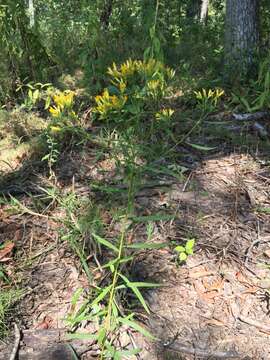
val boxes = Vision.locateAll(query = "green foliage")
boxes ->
[16,82,53,111]
[174,238,195,263]
[231,54,270,112]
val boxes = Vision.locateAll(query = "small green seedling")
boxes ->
[174,239,195,262]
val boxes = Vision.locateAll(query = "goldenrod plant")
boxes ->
[48,90,76,124]
[194,88,224,113]
[42,90,87,177]
[93,59,175,131]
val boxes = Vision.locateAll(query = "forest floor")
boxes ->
[1,107,270,359]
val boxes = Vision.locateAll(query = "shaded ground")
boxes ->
[1,121,270,359]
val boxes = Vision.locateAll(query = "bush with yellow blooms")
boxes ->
[93,59,175,133]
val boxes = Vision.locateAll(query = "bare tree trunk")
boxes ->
[28,0,35,28]
[225,0,259,81]
[200,0,209,24]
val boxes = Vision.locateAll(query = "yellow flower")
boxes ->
[156,108,174,121]
[147,80,161,91]
[53,91,74,110]
[50,125,61,133]
[49,106,61,118]
[119,81,127,93]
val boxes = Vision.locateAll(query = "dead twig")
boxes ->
[245,221,260,266]
[232,111,270,121]
[9,323,21,360]
[238,315,270,334]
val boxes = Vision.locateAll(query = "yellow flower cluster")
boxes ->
[194,88,224,103]
[49,91,75,118]
[107,59,174,81]
[155,108,174,121]
[94,89,128,118]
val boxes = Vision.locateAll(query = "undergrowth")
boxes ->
[0,289,23,339]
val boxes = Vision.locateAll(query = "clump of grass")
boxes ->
[0,289,23,338]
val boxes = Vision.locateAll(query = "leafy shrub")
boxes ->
[16,82,53,111]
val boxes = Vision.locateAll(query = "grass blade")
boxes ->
[119,274,150,314]
[92,233,119,253]
[119,317,156,340]
[126,242,167,249]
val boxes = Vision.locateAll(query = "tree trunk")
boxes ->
[200,0,209,24]
[28,0,35,28]
[224,0,259,81]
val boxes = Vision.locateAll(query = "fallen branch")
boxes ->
[9,323,21,360]
[208,111,270,122]
[164,341,240,359]
[232,111,270,122]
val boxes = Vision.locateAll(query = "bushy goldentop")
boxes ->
[93,59,175,121]
[49,90,75,118]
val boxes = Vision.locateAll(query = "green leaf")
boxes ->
[91,284,112,307]
[185,239,195,255]
[119,274,150,314]
[187,143,216,151]
[45,96,51,109]
[71,288,83,307]
[102,258,118,269]
[130,282,160,288]
[112,301,119,318]
[240,97,252,112]
[126,103,140,115]
[119,317,156,340]
[119,348,141,356]
[179,252,187,262]
[66,332,97,341]
[41,154,50,161]
[174,245,185,253]
[33,89,39,102]
[97,328,106,345]
[92,233,119,253]
[126,242,167,250]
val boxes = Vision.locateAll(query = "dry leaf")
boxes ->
[189,269,214,279]
[0,242,15,261]
[36,315,53,329]
[203,277,224,292]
